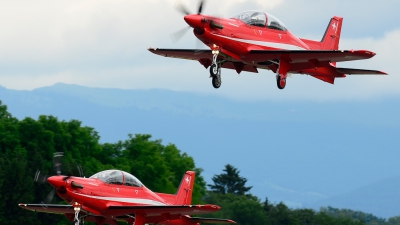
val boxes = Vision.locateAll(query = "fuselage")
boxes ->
[48,171,170,217]
[185,11,311,62]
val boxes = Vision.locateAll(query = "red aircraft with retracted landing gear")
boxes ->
[19,153,235,225]
[148,0,386,90]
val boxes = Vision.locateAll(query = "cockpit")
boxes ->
[231,11,287,31]
[90,170,143,187]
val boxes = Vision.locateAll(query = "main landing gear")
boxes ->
[276,74,286,89]
[210,45,222,89]
[276,60,290,90]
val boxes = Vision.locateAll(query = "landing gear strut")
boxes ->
[73,202,83,225]
[127,214,145,225]
[210,46,222,89]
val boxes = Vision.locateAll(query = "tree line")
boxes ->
[204,164,400,225]
[0,100,399,225]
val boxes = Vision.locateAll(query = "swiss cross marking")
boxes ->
[332,22,337,34]
[185,176,191,185]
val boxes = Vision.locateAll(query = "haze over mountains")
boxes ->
[1,83,399,218]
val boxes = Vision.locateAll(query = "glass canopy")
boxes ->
[231,11,287,31]
[90,170,143,187]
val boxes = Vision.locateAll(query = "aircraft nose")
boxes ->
[184,14,204,28]
[47,176,65,189]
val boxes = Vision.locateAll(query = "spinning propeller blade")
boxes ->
[34,170,48,184]
[53,152,64,175]
[41,188,56,205]
[171,26,191,42]
[197,0,205,14]
[175,1,191,15]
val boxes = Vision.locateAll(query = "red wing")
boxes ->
[107,204,220,217]
[148,48,258,73]
[247,50,376,63]
[148,48,213,61]
[19,203,74,214]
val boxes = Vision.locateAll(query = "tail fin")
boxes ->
[321,16,343,50]
[174,171,195,205]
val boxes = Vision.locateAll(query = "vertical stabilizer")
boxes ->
[174,171,195,205]
[321,16,343,50]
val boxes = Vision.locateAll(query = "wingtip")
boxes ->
[353,50,377,58]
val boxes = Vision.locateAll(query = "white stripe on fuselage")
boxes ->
[212,34,307,50]
[228,23,239,27]
[74,193,167,206]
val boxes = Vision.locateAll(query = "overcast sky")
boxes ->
[0,0,399,101]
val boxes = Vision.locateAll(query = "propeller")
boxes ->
[171,0,207,43]
[171,26,191,43]
[53,152,63,175]
[175,1,191,15]
[197,0,205,14]
[174,0,205,15]
[41,188,56,206]
[35,152,84,205]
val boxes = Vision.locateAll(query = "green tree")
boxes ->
[97,134,206,203]
[204,192,269,225]
[208,164,252,195]
[269,202,292,225]
[291,208,316,225]
[320,206,384,225]
[387,216,400,225]
[0,100,11,119]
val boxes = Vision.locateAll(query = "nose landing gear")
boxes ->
[210,64,222,89]
[210,45,223,89]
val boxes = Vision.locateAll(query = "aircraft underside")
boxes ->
[148,47,386,90]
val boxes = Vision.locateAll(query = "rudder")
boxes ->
[174,171,195,205]
[321,16,343,50]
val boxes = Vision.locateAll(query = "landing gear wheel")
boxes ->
[210,64,218,77]
[277,75,286,89]
[212,75,222,89]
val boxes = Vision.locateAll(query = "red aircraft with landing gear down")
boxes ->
[148,0,387,90]
[19,153,235,225]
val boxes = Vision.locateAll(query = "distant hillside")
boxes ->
[1,83,400,218]
[308,176,400,218]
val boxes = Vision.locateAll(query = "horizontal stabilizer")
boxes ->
[107,204,221,217]
[248,50,376,63]
[336,67,388,75]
